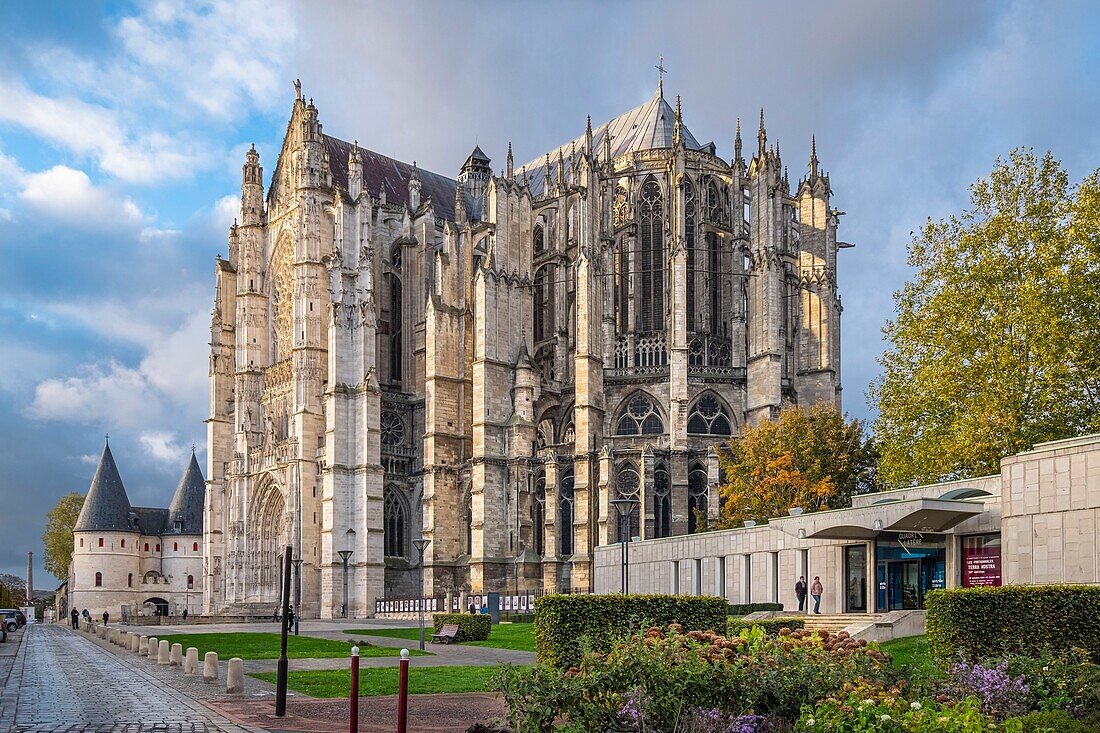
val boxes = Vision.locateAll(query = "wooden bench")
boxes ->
[430,624,460,644]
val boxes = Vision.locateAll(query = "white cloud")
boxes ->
[139,430,185,463]
[139,226,182,244]
[19,165,144,228]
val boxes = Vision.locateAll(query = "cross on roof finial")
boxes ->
[105,432,109,445]
[655,55,667,97]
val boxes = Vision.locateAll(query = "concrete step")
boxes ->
[800,614,881,633]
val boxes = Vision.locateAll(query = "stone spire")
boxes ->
[506,142,514,179]
[757,108,767,157]
[241,143,264,226]
[734,117,743,167]
[673,95,683,147]
[348,140,363,199]
[74,440,134,532]
[585,115,593,153]
[545,152,552,194]
[409,160,422,209]
[809,134,819,178]
[556,148,565,189]
[166,451,206,535]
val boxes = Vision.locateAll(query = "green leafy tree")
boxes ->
[42,492,84,580]
[0,574,26,606]
[716,405,877,527]
[870,149,1100,486]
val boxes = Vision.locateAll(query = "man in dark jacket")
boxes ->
[795,576,808,612]
[70,608,79,629]
[101,610,109,626]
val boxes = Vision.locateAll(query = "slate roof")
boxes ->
[74,443,135,532]
[324,136,458,221]
[521,90,703,197]
[131,507,169,536]
[165,452,205,535]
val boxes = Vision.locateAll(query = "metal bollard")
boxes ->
[396,649,409,733]
[349,646,360,733]
[203,651,219,683]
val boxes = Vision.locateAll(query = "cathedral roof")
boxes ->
[164,451,205,535]
[131,507,169,536]
[325,136,458,220]
[521,89,703,197]
[74,442,135,533]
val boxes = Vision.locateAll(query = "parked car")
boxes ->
[0,609,26,627]
[1,611,17,633]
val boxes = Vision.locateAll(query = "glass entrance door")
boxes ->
[886,561,921,610]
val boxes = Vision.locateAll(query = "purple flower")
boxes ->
[619,688,649,728]
[945,661,1030,719]
[728,714,772,733]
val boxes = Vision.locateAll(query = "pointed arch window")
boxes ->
[687,394,733,435]
[615,464,642,541]
[533,224,545,254]
[685,180,697,331]
[615,393,664,435]
[706,179,727,225]
[532,472,546,556]
[383,488,409,559]
[389,269,402,384]
[462,487,473,556]
[534,264,554,342]
[638,178,664,331]
[559,468,574,556]
[688,465,709,534]
[654,463,672,538]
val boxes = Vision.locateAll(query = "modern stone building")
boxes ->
[594,433,1100,614]
[68,442,205,619]
[205,81,844,618]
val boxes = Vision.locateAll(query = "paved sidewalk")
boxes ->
[0,624,268,733]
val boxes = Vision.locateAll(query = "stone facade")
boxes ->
[205,82,844,618]
[594,433,1100,612]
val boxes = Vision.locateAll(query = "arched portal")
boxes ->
[249,478,287,603]
[143,597,169,616]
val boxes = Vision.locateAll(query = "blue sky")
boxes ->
[1,0,1098,586]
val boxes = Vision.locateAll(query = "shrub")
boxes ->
[1010,710,1093,733]
[533,594,729,668]
[431,612,490,642]
[727,616,805,637]
[728,603,784,615]
[926,586,1100,664]
[796,696,1016,732]
[942,661,1030,721]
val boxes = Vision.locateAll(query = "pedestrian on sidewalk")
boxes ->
[70,608,79,629]
[286,605,295,631]
[82,608,90,623]
[795,576,807,612]
[102,610,110,626]
[810,576,824,614]
[272,606,280,623]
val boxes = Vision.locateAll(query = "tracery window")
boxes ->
[559,468,574,556]
[688,465,709,534]
[462,487,473,556]
[685,180,697,331]
[612,185,629,228]
[381,411,405,447]
[654,463,672,538]
[532,473,546,556]
[707,230,721,331]
[615,465,642,541]
[383,488,408,559]
[687,393,733,435]
[389,270,402,384]
[534,264,554,342]
[533,225,545,254]
[615,393,664,435]
[638,178,664,331]
[706,180,727,225]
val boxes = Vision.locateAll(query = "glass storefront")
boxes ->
[875,532,946,612]
[844,545,867,612]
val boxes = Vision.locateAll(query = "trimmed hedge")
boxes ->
[926,585,1100,663]
[727,616,805,637]
[432,612,491,642]
[534,594,730,668]
[728,602,784,615]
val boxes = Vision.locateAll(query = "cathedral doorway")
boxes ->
[249,479,288,603]
[143,597,169,616]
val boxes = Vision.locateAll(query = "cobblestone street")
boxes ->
[0,624,264,733]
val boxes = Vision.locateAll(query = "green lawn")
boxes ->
[880,634,936,676]
[345,622,535,652]
[153,632,424,660]
[251,664,519,697]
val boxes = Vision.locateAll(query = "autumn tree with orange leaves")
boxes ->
[716,405,878,528]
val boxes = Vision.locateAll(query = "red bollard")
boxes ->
[349,646,360,733]
[396,648,410,733]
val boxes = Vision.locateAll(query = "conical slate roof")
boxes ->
[74,442,135,532]
[165,451,205,535]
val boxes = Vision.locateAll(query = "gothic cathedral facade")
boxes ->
[204,82,843,618]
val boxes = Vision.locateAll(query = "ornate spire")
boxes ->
[506,142,514,179]
[809,134,819,177]
[603,127,612,166]
[557,148,565,188]
[673,95,683,147]
[757,107,767,157]
[545,152,552,193]
[734,117,743,166]
[585,115,593,153]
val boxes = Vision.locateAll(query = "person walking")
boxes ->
[795,576,808,612]
[286,605,295,631]
[810,576,824,614]
[70,608,79,629]
[101,610,110,626]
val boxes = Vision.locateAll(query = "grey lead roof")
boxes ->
[165,452,205,535]
[521,89,703,197]
[74,442,135,532]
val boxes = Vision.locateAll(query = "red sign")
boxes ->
[962,538,1002,587]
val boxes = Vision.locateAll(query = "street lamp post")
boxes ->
[337,550,353,619]
[610,498,641,595]
[411,538,431,652]
[292,557,304,635]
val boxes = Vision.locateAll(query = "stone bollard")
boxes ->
[170,643,183,666]
[131,634,140,652]
[146,636,158,657]
[203,652,219,683]
[184,647,198,675]
[139,635,149,655]
[226,657,244,694]
[157,639,171,665]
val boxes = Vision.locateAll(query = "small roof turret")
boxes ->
[166,450,206,535]
[74,440,135,532]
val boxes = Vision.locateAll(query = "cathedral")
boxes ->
[204,80,844,618]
